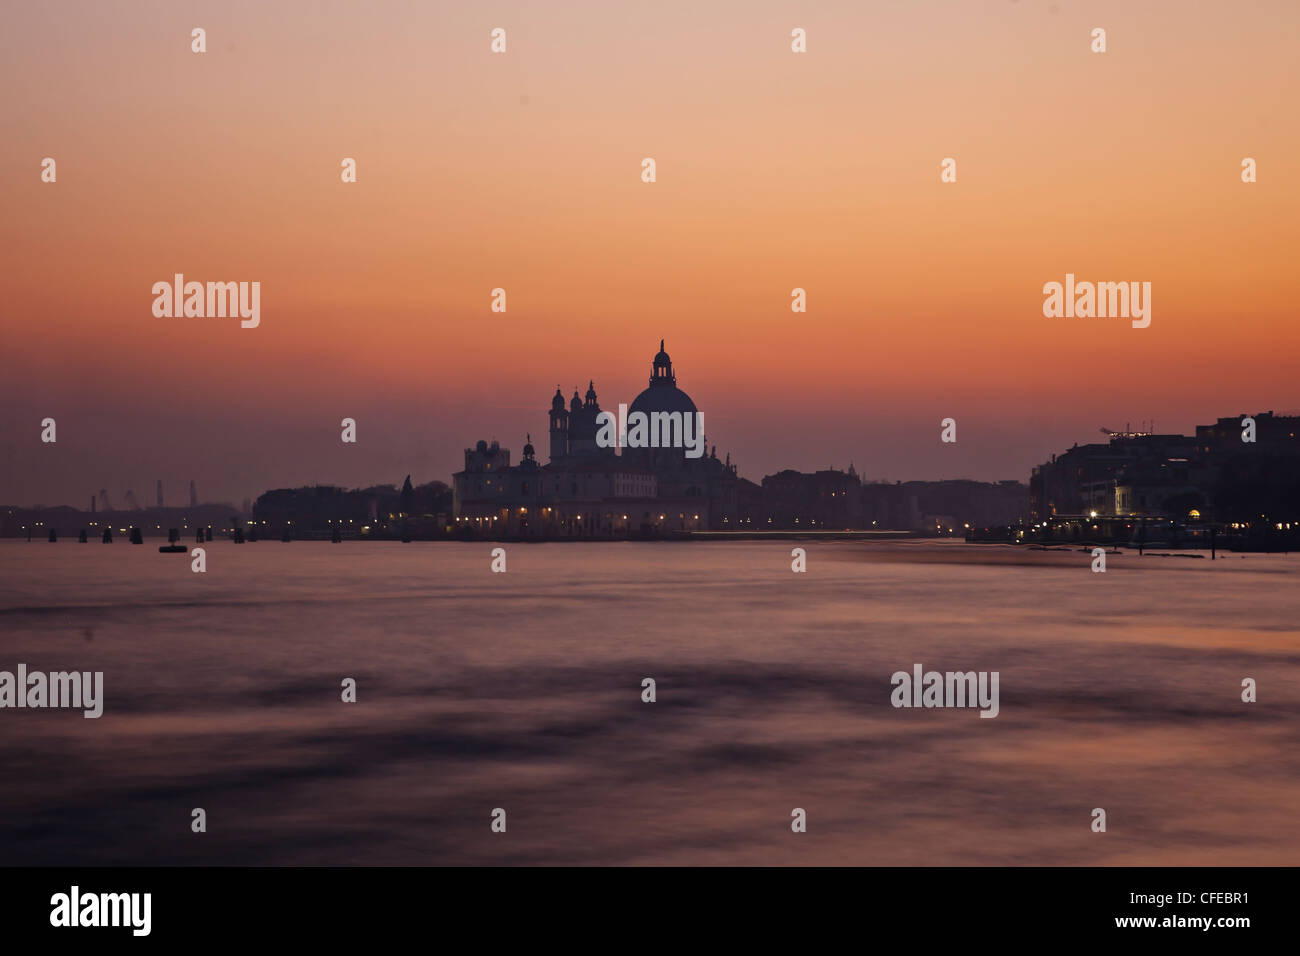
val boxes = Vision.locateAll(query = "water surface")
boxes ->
[1,539,1296,865]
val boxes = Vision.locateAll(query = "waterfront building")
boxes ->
[1030,411,1300,523]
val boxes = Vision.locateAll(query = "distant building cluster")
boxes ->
[0,503,238,540]
[453,342,749,537]
[450,341,1030,538]
[28,351,1296,544]
[1030,411,1300,524]
[759,469,1028,533]
[251,479,451,537]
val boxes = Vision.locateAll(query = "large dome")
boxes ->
[629,340,697,417]
[629,384,697,417]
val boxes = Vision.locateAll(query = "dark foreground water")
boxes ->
[0,539,1296,865]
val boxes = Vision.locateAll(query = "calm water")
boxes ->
[1,539,1297,866]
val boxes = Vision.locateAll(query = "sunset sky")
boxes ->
[2,0,1297,508]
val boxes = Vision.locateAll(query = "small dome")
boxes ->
[551,387,565,411]
[653,338,671,368]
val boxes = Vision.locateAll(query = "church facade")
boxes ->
[452,342,758,537]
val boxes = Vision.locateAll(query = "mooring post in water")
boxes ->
[1211,526,1216,561]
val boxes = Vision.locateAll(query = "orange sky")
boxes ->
[2,0,1298,506]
